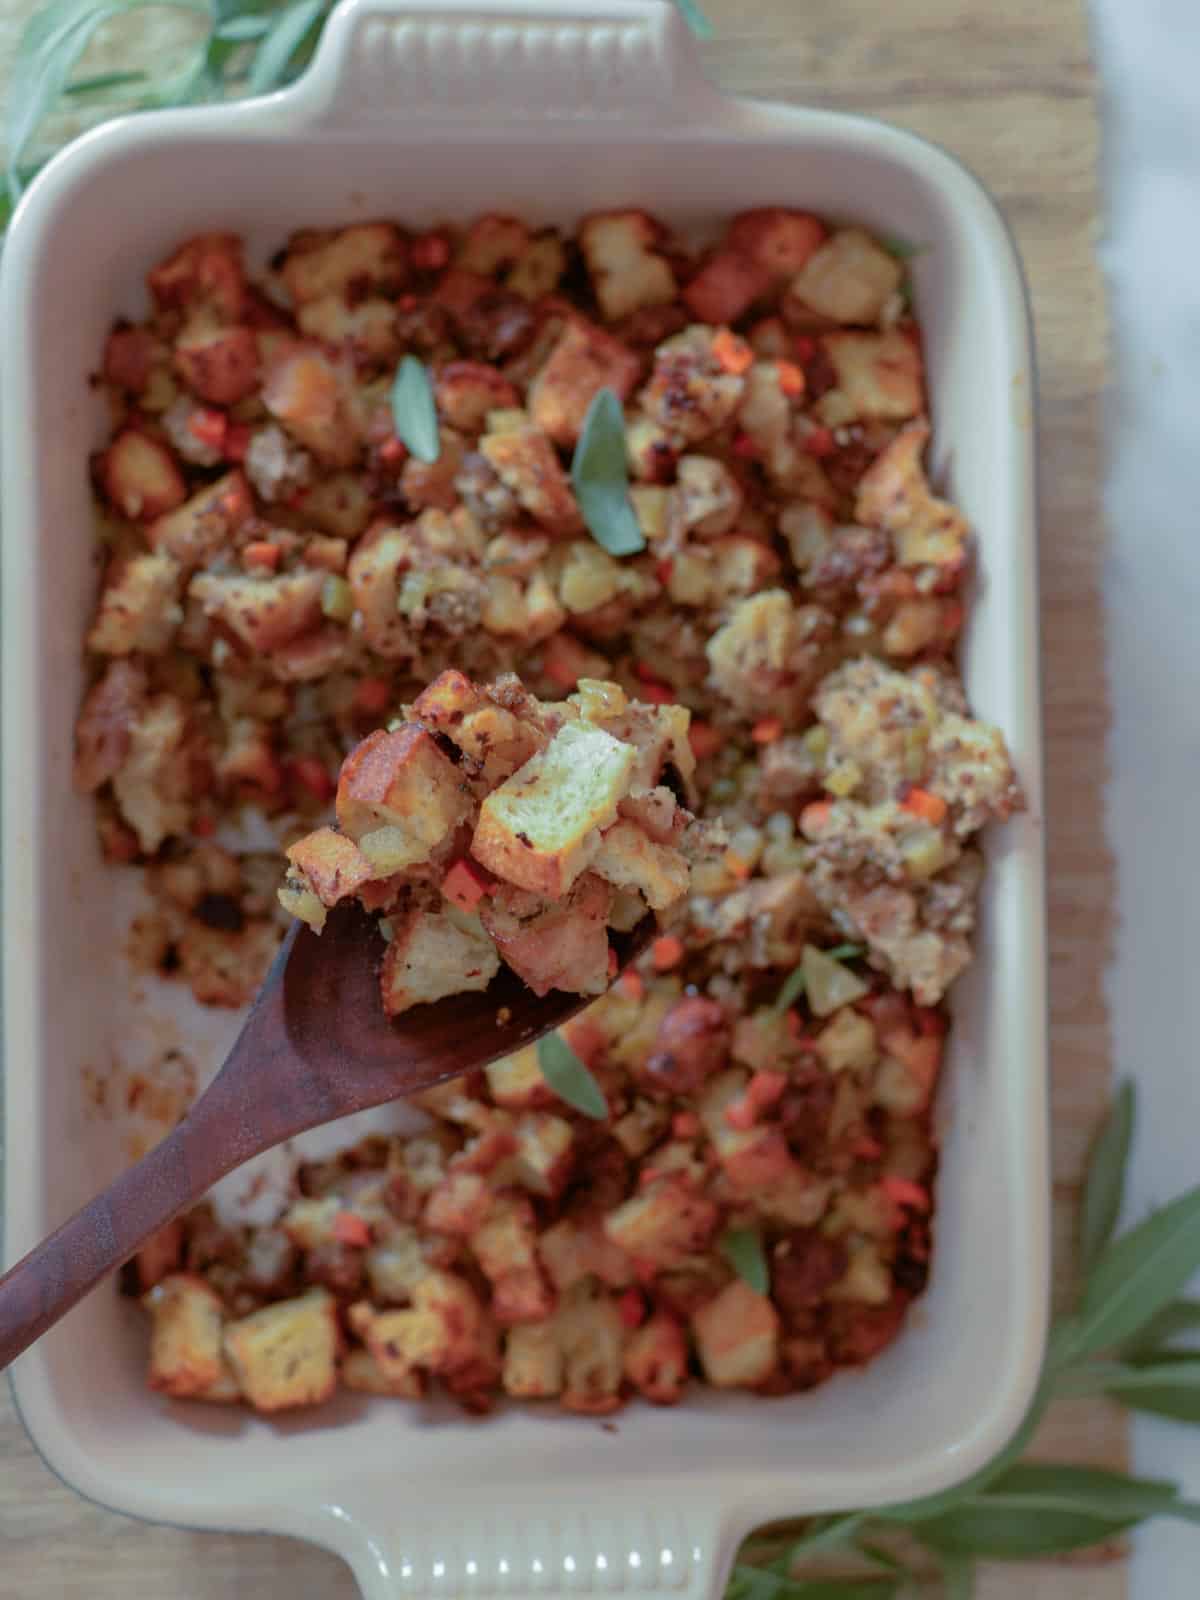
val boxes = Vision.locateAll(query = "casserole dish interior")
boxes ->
[1,4,1047,1595]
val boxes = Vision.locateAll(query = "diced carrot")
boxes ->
[640,680,674,706]
[651,935,684,972]
[618,1288,647,1330]
[618,969,645,1001]
[902,787,948,825]
[656,558,674,584]
[633,660,659,683]
[688,721,723,762]
[800,800,833,834]
[242,541,282,572]
[880,1176,931,1214]
[672,1110,701,1139]
[712,327,754,375]
[723,851,753,882]
[223,423,252,462]
[353,676,392,717]
[775,360,805,398]
[333,1212,372,1247]
[751,717,783,744]
[801,425,835,458]
[288,756,335,804]
[187,408,227,451]
[441,857,495,911]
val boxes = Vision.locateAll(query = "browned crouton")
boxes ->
[529,319,642,447]
[144,1273,225,1398]
[100,429,187,521]
[223,1288,340,1413]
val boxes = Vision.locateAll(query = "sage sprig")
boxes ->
[720,1226,770,1296]
[536,1032,607,1121]
[730,1081,1200,1595]
[570,388,645,557]
[390,354,440,465]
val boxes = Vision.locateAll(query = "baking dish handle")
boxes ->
[299,1490,743,1600]
[263,0,726,130]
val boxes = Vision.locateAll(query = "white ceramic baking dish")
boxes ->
[1,1,1048,1594]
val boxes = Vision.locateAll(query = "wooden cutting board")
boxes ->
[0,0,1117,1594]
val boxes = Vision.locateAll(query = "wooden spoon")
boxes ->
[0,903,653,1371]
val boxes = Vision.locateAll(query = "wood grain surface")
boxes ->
[0,0,1117,1594]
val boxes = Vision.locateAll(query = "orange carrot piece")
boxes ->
[902,787,948,825]
[651,935,685,972]
[712,327,754,375]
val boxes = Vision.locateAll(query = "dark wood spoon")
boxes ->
[0,903,653,1371]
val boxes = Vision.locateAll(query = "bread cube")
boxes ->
[302,471,372,540]
[506,1111,575,1198]
[480,875,613,997]
[436,361,520,433]
[87,553,182,657]
[855,419,970,569]
[727,209,826,278]
[424,1171,493,1236]
[602,1177,718,1269]
[472,721,636,896]
[147,469,254,568]
[484,1045,556,1110]
[528,319,642,447]
[789,228,902,325]
[506,231,568,300]
[148,232,247,323]
[381,907,501,1015]
[262,344,362,467]
[336,725,470,856]
[470,1194,542,1281]
[342,1347,424,1398]
[279,826,375,930]
[479,423,583,535]
[281,223,407,305]
[280,1194,343,1250]
[362,1270,485,1378]
[100,429,187,522]
[346,524,419,659]
[457,214,531,275]
[222,1288,339,1413]
[297,294,400,362]
[692,1280,780,1388]
[112,694,191,852]
[558,1281,626,1414]
[818,330,924,424]
[592,820,688,911]
[579,212,677,321]
[174,322,259,406]
[623,1311,688,1404]
[189,569,325,655]
[364,1227,434,1303]
[176,917,280,1008]
[144,1273,225,1398]
[538,1218,635,1293]
[639,329,745,442]
[682,249,771,324]
[502,1321,563,1399]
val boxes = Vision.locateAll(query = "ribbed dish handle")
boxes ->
[276,0,718,128]
[296,1492,739,1600]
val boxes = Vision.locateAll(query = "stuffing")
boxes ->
[529,318,642,447]
[222,1288,340,1412]
[380,906,501,1015]
[100,428,187,521]
[579,211,677,320]
[479,420,583,535]
[144,1273,227,1398]
[788,228,903,325]
[87,553,182,656]
[692,1280,781,1388]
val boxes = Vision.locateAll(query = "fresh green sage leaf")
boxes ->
[216,13,273,40]
[1122,1296,1200,1360]
[1070,1184,1200,1360]
[938,1553,976,1600]
[914,1463,1185,1559]
[672,0,714,39]
[390,354,440,465]
[1096,1356,1200,1423]
[571,388,645,557]
[719,1226,770,1295]
[1080,1079,1134,1273]
[62,67,148,95]
[881,235,926,261]
[827,943,865,961]
[536,1032,607,1120]
[248,0,327,94]
[774,964,806,1014]
[731,1573,898,1600]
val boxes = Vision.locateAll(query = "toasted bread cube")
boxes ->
[176,917,279,1008]
[558,1281,626,1414]
[280,1194,343,1250]
[502,1321,563,1398]
[282,223,407,305]
[174,322,259,406]
[472,722,636,896]
[670,454,743,538]
[346,524,418,659]
[479,423,583,535]
[424,1171,493,1236]
[147,469,253,568]
[682,249,771,324]
[189,569,325,655]
[580,212,677,321]
[506,231,568,300]
[87,553,182,657]
[727,209,826,277]
[507,1112,575,1198]
[855,419,969,568]
[101,429,187,521]
[364,1227,434,1303]
[381,907,501,1015]
[829,1239,892,1306]
[342,1347,425,1398]
[790,228,902,325]
[149,232,246,322]
[302,471,373,539]
[222,1288,339,1413]
[692,1280,780,1388]
[363,1270,485,1377]
[435,360,520,433]
[112,695,191,852]
[539,1218,635,1293]
[818,330,924,424]
[603,1177,718,1269]
[484,1045,556,1110]
[280,826,375,930]
[104,323,168,395]
[263,344,361,467]
[592,820,688,911]
[297,294,400,362]
[529,319,642,447]
[624,1311,688,1404]
[144,1273,225,1398]
[457,214,531,275]
[336,725,469,853]
[470,1193,540,1277]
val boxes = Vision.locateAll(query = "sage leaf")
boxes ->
[1070,1184,1200,1360]
[571,388,645,557]
[215,14,274,40]
[1098,1356,1200,1423]
[1122,1296,1200,1361]
[881,236,926,261]
[1080,1079,1134,1272]
[914,1463,1184,1559]
[62,67,148,95]
[938,1553,976,1599]
[536,1032,607,1120]
[672,0,713,39]
[773,963,806,1014]
[390,355,440,465]
[248,0,327,93]
[731,1574,898,1600]
[719,1226,770,1295]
